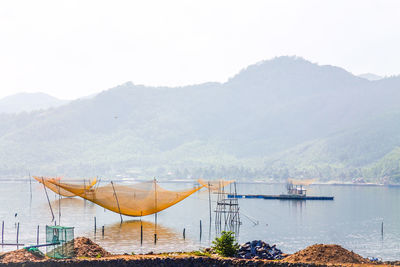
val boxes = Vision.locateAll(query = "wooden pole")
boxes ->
[42,177,55,222]
[222,181,226,229]
[208,182,212,225]
[94,217,97,234]
[154,233,157,244]
[140,210,143,246]
[37,225,39,245]
[183,228,186,240]
[1,221,4,245]
[200,220,202,241]
[16,222,19,248]
[381,221,384,237]
[140,223,143,246]
[154,178,157,230]
[29,173,32,201]
[102,226,104,237]
[111,181,123,223]
[58,183,61,225]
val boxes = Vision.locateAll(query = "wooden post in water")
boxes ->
[29,173,32,201]
[16,223,19,248]
[200,220,202,241]
[140,211,143,246]
[111,181,123,223]
[140,223,143,245]
[183,228,186,240]
[37,225,39,245]
[58,184,61,225]
[154,178,158,230]
[94,217,97,234]
[381,221,384,237]
[102,226,104,237]
[2,221,4,245]
[208,182,212,244]
[154,233,157,244]
[208,182,212,224]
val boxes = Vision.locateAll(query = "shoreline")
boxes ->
[0,253,399,267]
[0,178,398,187]
[1,240,399,267]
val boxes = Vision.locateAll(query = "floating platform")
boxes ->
[227,194,334,200]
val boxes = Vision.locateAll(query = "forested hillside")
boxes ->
[1,57,399,183]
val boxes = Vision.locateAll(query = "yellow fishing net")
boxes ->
[48,179,204,217]
[33,176,97,197]
[197,179,234,192]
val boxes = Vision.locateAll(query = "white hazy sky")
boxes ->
[1,0,399,99]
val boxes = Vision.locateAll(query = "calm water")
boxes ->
[0,180,399,260]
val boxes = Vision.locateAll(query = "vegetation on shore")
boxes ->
[211,231,239,257]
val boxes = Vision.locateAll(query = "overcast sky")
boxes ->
[0,0,399,99]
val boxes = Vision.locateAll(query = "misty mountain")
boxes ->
[1,56,400,183]
[358,73,383,81]
[0,92,69,114]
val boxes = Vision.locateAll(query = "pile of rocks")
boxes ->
[236,240,286,260]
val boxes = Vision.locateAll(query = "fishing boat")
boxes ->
[228,179,334,200]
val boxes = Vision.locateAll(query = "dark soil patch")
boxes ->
[73,237,111,258]
[0,249,46,263]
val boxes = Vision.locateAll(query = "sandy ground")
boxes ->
[1,237,399,266]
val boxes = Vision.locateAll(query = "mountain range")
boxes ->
[0,92,68,114]
[1,56,399,183]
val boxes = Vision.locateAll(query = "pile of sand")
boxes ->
[283,244,370,265]
[0,249,46,263]
[73,237,111,258]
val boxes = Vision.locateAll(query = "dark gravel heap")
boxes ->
[236,240,286,260]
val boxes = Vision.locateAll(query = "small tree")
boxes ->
[212,231,239,257]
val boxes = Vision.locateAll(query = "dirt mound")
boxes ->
[74,237,111,258]
[0,249,46,263]
[283,244,370,264]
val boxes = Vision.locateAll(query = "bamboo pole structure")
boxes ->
[111,181,123,223]
[42,177,55,222]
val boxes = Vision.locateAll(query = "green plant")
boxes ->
[190,250,211,257]
[211,231,239,257]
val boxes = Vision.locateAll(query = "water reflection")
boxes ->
[95,220,199,254]
[3,181,400,260]
[52,197,83,206]
[48,197,97,214]
[286,199,305,209]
